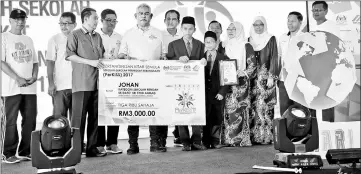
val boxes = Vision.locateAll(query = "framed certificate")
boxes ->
[219,59,239,86]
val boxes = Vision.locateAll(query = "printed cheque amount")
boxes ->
[119,110,156,117]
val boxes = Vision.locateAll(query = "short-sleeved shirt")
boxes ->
[65,27,105,93]
[98,29,122,59]
[314,20,341,38]
[46,33,72,91]
[278,30,303,81]
[120,26,164,60]
[1,31,38,97]
[162,29,182,54]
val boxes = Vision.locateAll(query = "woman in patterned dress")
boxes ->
[248,16,279,145]
[223,21,257,146]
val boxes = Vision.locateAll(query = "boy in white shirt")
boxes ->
[46,12,77,119]
[1,9,38,164]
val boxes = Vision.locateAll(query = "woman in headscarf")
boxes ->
[248,16,279,145]
[222,21,257,146]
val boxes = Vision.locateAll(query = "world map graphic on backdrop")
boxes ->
[284,31,357,110]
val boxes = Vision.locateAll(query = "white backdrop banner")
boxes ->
[98,60,206,126]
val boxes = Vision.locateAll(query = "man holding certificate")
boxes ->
[118,3,166,155]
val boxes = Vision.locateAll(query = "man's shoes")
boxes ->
[150,145,165,152]
[97,146,107,154]
[192,143,207,150]
[150,140,165,153]
[213,144,226,149]
[18,154,31,161]
[2,155,21,164]
[127,145,139,155]
[158,139,167,152]
[86,148,107,157]
[174,137,182,147]
[181,144,191,151]
[106,144,123,154]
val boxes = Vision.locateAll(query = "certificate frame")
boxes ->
[219,59,239,86]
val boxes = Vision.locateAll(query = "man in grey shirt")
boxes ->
[65,7,106,157]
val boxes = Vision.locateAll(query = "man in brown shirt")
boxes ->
[65,7,106,157]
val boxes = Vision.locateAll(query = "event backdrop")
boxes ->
[1,1,359,158]
[307,1,360,158]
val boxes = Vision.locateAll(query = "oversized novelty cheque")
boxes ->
[98,59,206,126]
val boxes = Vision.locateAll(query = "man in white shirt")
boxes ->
[162,10,182,57]
[312,1,341,38]
[278,11,305,116]
[96,8,123,155]
[46,12,76,120]
[311,1,339,122]
[119,3,166,155]
[1,9,38,164]
[161,9,182,147]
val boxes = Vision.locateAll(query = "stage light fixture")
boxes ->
[273,104,323,169]
[31,115,82,174]
[326,148,361,174]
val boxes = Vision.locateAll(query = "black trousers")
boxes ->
[157,126,168,140]
[53,89,72,119]
[203,97,225,146]
[97,126,119,147]
[178,126,202,145]
[71,91,98,153]
[172,126,179,138]
[2,94,37,158]
[127,126,160,145]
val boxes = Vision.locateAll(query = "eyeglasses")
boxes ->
[104,19,118,24]
[227,28,236,31]
[13,18,27,23]
[311,9,325,13]
[59,22,74,26]
[253,24,264,27]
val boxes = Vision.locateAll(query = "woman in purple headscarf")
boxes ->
[248,16,279,145]
[222,21,257,147]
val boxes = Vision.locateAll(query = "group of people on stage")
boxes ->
[1,1,340,164]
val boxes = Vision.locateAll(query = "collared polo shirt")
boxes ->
[278,30,303,81]
[46,33,72,91]
[65,27,105,93]
[120,25,164,60]
[162,29,182,54]
[99,29,122,59]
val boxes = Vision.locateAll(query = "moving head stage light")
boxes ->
[273,104,323,169]
[326,148,361,174]
[31,115,81,174]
